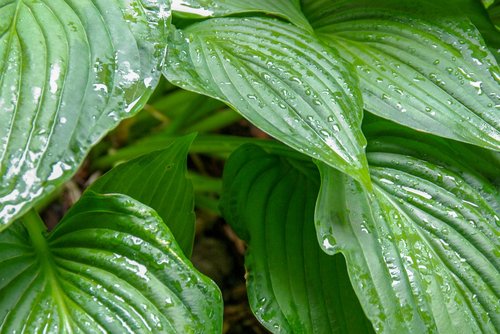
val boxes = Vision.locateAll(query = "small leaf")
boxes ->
[220,144,374,333]
[484,0,500,30]
[171,0,311,31]
[0,192,222,333]
[0,0,170,230]
[315,122,500,333]
[89,134,196,257]
[459,0,500,60]
[164,17,371,187]
[304,0,500,150]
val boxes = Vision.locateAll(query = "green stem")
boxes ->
[194,194,221,215]
[92,134,309,170]
[189,173,223,193]
[152,89,198,118]
[161,97,224,135]
[22,209,48,251]
[22,210,73,333]
[183,108,242,133]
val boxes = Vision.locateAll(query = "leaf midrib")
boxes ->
[22,211,73,333]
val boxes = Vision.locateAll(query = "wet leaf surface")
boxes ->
[0,192,222,333]
[315,120,500,333]
[303,0,500,150]
[0,0,170,230]
[164,17,371,187]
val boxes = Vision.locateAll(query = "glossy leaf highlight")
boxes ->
[89,134,196,257]
[220,145,374,333]
[0,0,170,229]
[164,17,371,187]
[315,121,500,333]
[0,192,222,333]
[171,0,311,31]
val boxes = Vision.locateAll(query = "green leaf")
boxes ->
[0,192,222,333]
[485,0,500,30]
[220,144,374,333]
[88,134,196,257]
[0,0,170,230]
[164,17,371,187]
[304,0,500,151]
[171,0,312,31]
[315,122,500,333]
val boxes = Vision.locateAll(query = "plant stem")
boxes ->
[183,108,242,133]
[189,172,223,193]
[22,209,48,250]
[195,194,221,215]
[92,134,309,170]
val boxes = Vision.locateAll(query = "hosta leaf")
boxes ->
[164,17,371,187]
[448,0,500,62]
[0,0,170,230]
[0,192,222,333]
[89,134,196,257]
[171,0,311,31]
[303,0,500,150]
[220,144,374,333]
[315,121,500,333]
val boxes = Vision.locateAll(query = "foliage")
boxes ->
[0,0,498,333]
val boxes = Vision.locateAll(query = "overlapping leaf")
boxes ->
[457,0,500,60]
[315,120,500,333]
[164,17,371,187]
[0,0,170,229]
[484,0,500,29]
[0,192,222,333]
[171,0,311,31]
[303,0,500,150]
[89,135,196,257]
[490,8,500,30]
[220,144,374,333]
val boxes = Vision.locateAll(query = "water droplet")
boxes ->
[289,76,302,84]
[469,81,483,95]
[471,58,483,66]
[322,236,337,252]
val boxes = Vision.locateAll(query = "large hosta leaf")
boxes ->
[0,192,222,333]
[220,144,374,333]
[303,0,500,150]
[164,17,371,187]
[315,121,500,333]
[89,134,196,257]
[171,0,311,31]
[0,0,170,229]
